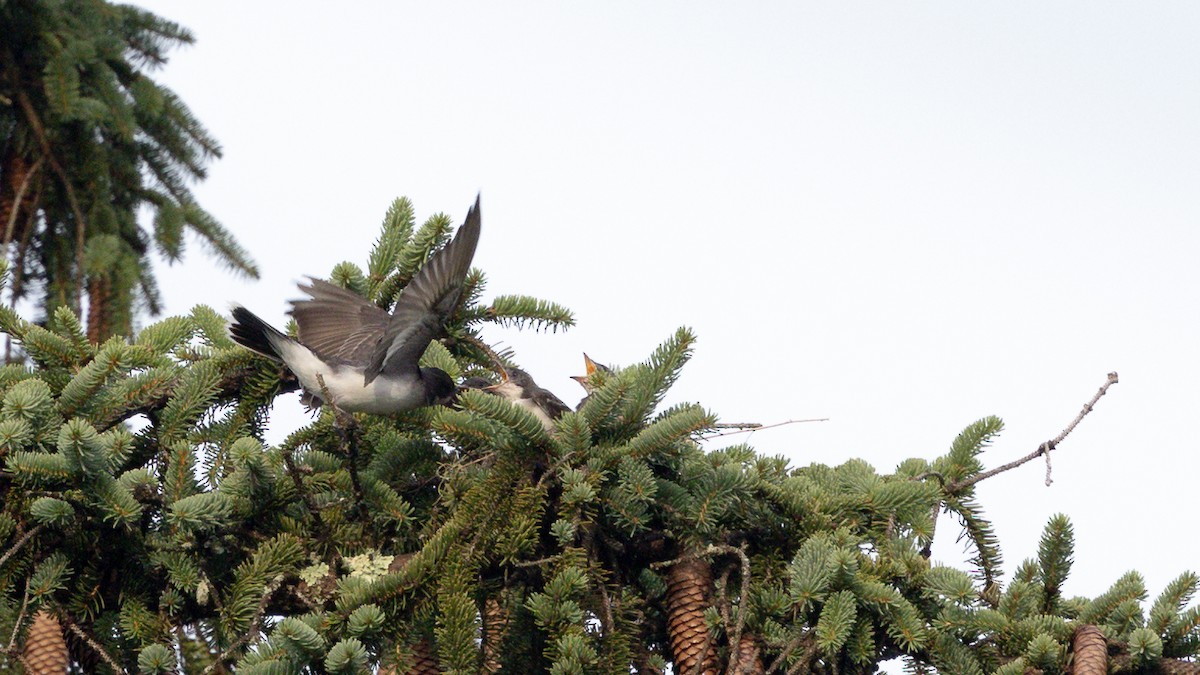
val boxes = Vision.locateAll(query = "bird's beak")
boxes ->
[570,375,588,385]
[582,353,599,376]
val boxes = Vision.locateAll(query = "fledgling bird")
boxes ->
[228,195,482,414]
[571,352,612,410]
[488,367,571,432]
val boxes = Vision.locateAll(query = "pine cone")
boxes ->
[732,633,764,674]
[403,638,440,675]
[665,557,719,675]
[1071,624,1105,675]
[22,610,68,675]
[481,596,509,673]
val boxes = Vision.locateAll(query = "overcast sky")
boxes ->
[136,0,1200,624]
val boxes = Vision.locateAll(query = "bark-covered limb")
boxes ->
[948,372,1119,493]
[58,611,123,674]
[0,523,44,571]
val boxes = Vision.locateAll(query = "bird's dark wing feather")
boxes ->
[289,277,389,363]
[365,195,482,383]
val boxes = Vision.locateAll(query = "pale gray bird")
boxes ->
[229,195,481,414]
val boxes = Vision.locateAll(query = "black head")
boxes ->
[421,368,457,406]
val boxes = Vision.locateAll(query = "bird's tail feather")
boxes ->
[229,305,288,361]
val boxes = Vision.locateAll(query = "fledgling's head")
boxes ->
[571,353,611,392]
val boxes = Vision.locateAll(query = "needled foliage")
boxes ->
[0,0,256,341]
[0,196,1193,674]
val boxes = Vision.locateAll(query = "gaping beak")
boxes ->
[582,352,599,376]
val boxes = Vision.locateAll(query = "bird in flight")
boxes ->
[229,195,482,415]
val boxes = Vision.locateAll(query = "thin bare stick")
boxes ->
[513,555,561,568]
[948,372,1119,493]
[0,524,43,570]
[59,611,124,673]
[712,422,763,430]
[702,418,830,440]
[5,584,30,652]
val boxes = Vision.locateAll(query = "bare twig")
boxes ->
[58,611,124,673]
[767,632,815,674]
[0,524,44,570]
[712,422,763,430]
[513,555,561,568]
[948,372,1119,493]
[5,584,30,652]
[702,418,829,440]
[706,544,752,675]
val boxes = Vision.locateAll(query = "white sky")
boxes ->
[137,1,1200,623]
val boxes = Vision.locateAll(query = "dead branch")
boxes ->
[703,418,830,440]
[948,372,1119,493]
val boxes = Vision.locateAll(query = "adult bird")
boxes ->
[228,195,482,414]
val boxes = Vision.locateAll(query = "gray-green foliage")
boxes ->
[0,197,1194,675]
[0,0,258,340]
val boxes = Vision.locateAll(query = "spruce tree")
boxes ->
[0,196,1195,674]
[0,0,255,341]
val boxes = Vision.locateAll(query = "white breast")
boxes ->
[278,341,424,414]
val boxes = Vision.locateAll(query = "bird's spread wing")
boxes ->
[289,277,390,363]
[365,194,482,383]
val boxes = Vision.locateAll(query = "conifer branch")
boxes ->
[14,91,90,310]
[281,445,334,553]
[948,372,1119,493]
